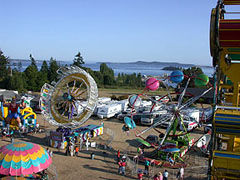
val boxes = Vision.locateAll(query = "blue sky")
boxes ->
[0,0,217,65]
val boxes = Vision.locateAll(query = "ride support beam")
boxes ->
[223,0,240,5]
[219,53,240,106]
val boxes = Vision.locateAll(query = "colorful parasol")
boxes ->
[0,142,52,176]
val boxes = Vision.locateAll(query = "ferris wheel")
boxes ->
[40,66,98,127]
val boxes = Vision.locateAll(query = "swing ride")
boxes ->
[123,70,212,166]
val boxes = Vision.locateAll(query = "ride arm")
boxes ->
[136,114,173,136]
[179,87,213,110]
[177,78,190,108]
[159,115,175,146]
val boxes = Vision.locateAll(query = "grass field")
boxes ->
[98,87,174,98]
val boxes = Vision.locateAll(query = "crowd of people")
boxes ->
[117,149,185,179]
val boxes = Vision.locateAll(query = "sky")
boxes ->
[0,0,219,65]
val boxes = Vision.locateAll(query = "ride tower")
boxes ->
[210,0,240,179]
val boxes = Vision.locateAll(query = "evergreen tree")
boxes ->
[137,73,143,87]
[181,67,204,88]
[40,60,49,73]
[23,54,39,91]
[9,71,26,92]
[38,60,49,88]
[30,54,38,70]
[0,50,10,89]
[48,57,59,82]
[17,61,22,72]
[100,63,115,86]
[73,52,85,67]
[36,71,48,90]
[0,50,9,80]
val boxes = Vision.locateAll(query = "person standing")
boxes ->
[49,150,53,157]
[75,146,79,157]
[121,160,126,175]
[70,141,74,156]
[179,167,184,180]
[1,128,7,140]
[163,169,168,180]
[144,159,150,175]
[86,137,89,151]
[118,160,122,174]
[153,172,163,180]
[117,150,120,162]
[137,169,143,180]
[79,134,83,151]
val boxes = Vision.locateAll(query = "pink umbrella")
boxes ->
[0,142,52,176]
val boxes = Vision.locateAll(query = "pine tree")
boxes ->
[48,57,59,83]
[30,54,38,71]
[17,61,22,72]
[24,54,39,91]
[9,72,26,92]
[40,60,49,73]
[38,60,49,88]
[0,50,10,89]
[73,52,85,67]
[100,63,115,86]
[0,50,9,80]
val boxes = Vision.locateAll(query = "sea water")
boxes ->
[10,60,214,77]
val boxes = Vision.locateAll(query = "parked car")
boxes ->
[141,114,154,125]
[117,111,131,121]
[204,124,212,134]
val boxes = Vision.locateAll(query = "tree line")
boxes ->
[0,50,144,92]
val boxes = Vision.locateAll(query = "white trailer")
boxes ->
[180,108,200,131]
[98,97,111,104]
[117,99,129,111]
[97,103,122,119]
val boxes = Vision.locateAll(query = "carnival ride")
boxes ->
[123,70,212,167]
[40,66,98,127]
[0,103,37,133]
[209,0,240,179]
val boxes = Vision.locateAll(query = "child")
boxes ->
[75,146,79,156]
[163,169,168,180]
[1,128,7,140]
[144,159,150,175]
[137,169,143,180]
[117,150,120,162]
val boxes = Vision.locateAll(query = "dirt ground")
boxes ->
[1,113,208,180]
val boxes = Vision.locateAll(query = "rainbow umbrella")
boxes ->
[0,142,52,176]
[1,176,28,180]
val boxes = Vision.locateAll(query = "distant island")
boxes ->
[162,66,182,71]
[96,61,212,68]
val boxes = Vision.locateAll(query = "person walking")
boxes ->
[118,160,123,174]
[153,172,163,180]
[118,159,126,175]
[177,167,184,180]
[86,138,89,151]
[137,169,143,180]
[144,159,150,175]
[121,160,126,176]
[163,169,168,180]
[179,167,184,180]
[79,134,83,151]
[117,150,120,162]
[75,146,79,157]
